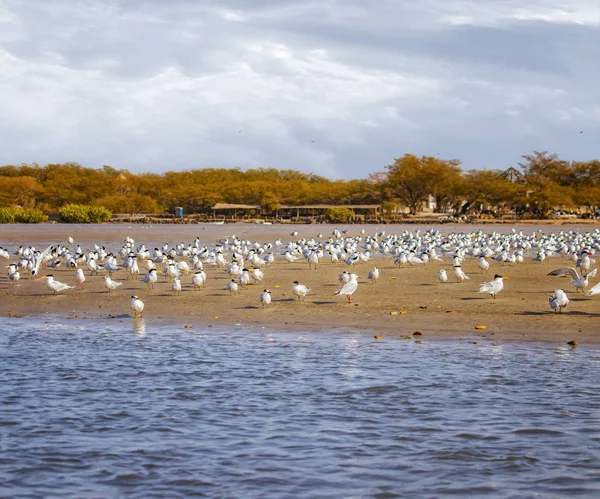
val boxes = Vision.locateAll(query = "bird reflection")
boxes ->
[132,317,146,336]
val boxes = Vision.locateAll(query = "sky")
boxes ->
[0,0,598,179]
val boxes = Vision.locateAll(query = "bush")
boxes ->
[58,204,112,223]
[323,207,355,223]
[0,207,16,223]
[87,205,112,223]
[0,206,48,223]
[17,208,48,223]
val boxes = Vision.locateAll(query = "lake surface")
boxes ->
[1,317,599,498]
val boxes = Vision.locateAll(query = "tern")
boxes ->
[547,267,597,293]
[292,281,310,300]
[130,295,144,318]
[260,289,272,308]
[227,279,239,295]
[104,275,122,292]
[368,267,379,283]
[454,265,470,282]
[549,289,569,313]
[478,274,504,299]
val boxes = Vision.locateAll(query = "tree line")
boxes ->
[0,151,598,216]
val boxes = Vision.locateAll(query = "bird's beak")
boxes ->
[503,277,510,280]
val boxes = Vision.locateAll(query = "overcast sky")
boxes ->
[0,0,598,178]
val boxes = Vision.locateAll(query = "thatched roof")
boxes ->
[212,203,380,210]
[212,203,260,210]
[279,204,380,210]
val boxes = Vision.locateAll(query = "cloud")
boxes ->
[0,0,598,177]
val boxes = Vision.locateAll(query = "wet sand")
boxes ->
[1,223,599,343]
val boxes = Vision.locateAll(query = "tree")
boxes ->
[423,157,463,213]
[260,192,280,215]
[385,154,453,215]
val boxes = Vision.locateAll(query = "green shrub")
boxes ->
[16,208,48,223]
[323,207,355,223]
[0,207,17,223]
[0,206,48,223]
[58,204,112,223]
[87,205,112,223]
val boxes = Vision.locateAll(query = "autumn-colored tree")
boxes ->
[2,153,599,219]
[0,176,44,208]
[260,192,280,215]
[385,154,461,214]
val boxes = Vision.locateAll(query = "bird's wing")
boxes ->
[547,267,578,279]
[585,268,598,278]
[32,245,53,277]
[586,282,600,296]
[335,281,353,295]
[55,281,73,292]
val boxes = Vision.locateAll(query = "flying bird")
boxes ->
[547,267,597,293]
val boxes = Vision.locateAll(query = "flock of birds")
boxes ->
[3,227,600,318]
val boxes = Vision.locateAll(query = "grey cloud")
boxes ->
[0,0,598,177]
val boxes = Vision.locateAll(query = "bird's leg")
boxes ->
[347,294,352,303]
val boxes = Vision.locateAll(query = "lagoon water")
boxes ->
[1,317,599,498]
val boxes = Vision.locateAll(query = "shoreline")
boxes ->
[2,223,599,344]
[2,313,592,346]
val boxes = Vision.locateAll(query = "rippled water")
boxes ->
[1,318,599,498]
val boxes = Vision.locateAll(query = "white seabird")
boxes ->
[227,279,239,295]
[44,275,75,294]
[549,289,569,313]
[73,268,86,289]
[130,295,144,317]
[104,275,122,293]
[292,281,310,300]
[547,267,597,293]
[260,289,272,308]
[335,273,358,303]
[478,274,504,299]
[368,267,379,283]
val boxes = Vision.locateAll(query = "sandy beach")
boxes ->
[1,223,599,343]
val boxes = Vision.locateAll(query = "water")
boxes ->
[1,318,599,498]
